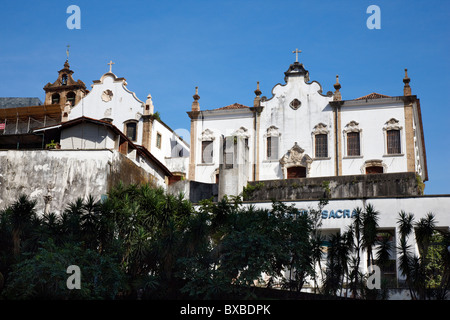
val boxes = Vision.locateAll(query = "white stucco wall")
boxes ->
[243,195,450,289]
[194,109,254,183]
[69,72,145,145]
[60,122,116,150]
[259,74,335,180]
[340,101,407,176]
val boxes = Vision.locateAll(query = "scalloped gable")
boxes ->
[91,72,143,104]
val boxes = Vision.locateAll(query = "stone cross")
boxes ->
[292,48,302,62]
[108,60,115,73]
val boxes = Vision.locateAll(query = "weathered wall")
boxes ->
[168,179,218,203]
[244,172,420,201]
[0,149,158,214]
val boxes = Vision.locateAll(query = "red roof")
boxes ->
[354,92,391,100]
[214,103,249,110]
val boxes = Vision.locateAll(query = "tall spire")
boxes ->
[333,75,342,101]
[253,81,261,107]
[191,86,200,111]
[403,68,411,96]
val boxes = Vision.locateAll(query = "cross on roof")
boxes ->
[66,45,70,59]
[108,60,115,73]
[292,48,302,62]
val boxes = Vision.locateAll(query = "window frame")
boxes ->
[156,132,162,149]
[383,119,404,157]
[343,121,363,158]
[201,140,214,164]
[264,125,280,161]
[124,120,138,142]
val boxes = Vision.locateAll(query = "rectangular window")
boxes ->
[126,122,137,141]
[315,134,328,158]
[201,140,213,163]
[347,132,360,156]
[156,133,162,149]
[267,136,278,160]
[387,130,401,154]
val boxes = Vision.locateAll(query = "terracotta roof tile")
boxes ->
[215,103,249,110]
[354,92,391,100]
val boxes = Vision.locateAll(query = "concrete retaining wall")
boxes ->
[244,172,420,201]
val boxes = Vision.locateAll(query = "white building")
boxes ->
[68,62,190,184]
[187,57,427,197]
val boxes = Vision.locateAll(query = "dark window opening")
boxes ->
[366,166,383,174]
[52,93,60,104]
[315,134,328,158]
[347,132,360,156]
[126,122,137,141]
[287,166,306,179]
[66,92,76,106]
[387,130,401,154]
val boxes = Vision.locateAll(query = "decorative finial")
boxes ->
[192,86,200,111]
[145,94,154,115]
[333,75,342,101]
[292,48,302,62]
[193,86,200,101]
[253,81,262,107]
[403,68,411,96]
[254,81,261,97]
[107,60,115,73]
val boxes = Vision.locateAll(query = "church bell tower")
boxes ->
[43,50,88,121]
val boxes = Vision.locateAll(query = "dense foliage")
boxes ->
[0,184,449,300]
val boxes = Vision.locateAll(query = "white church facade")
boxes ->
[67,61,190,185]
[187,55,427,198]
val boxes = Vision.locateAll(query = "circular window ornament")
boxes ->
[101,89,114,102]
[290,98,301,110]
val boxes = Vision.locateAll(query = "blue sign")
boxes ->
[321,209,358,219]
[295,209,358,220]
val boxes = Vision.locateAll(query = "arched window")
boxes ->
[61,74,68,85]
[66,92,76,106]
[52,93,60,104]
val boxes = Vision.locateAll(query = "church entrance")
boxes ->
[287,166,306,179]
[366,166,383,174]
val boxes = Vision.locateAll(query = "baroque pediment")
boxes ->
[280,142,312,169]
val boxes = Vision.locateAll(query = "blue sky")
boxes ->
[0,0,449,195]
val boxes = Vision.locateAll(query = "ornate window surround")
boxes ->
[279,142,312,178]
[343,120,363,158]
[263,125,281,162]
[311,123,330,159]
[198,129,215,165]
[382,118,404,156]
